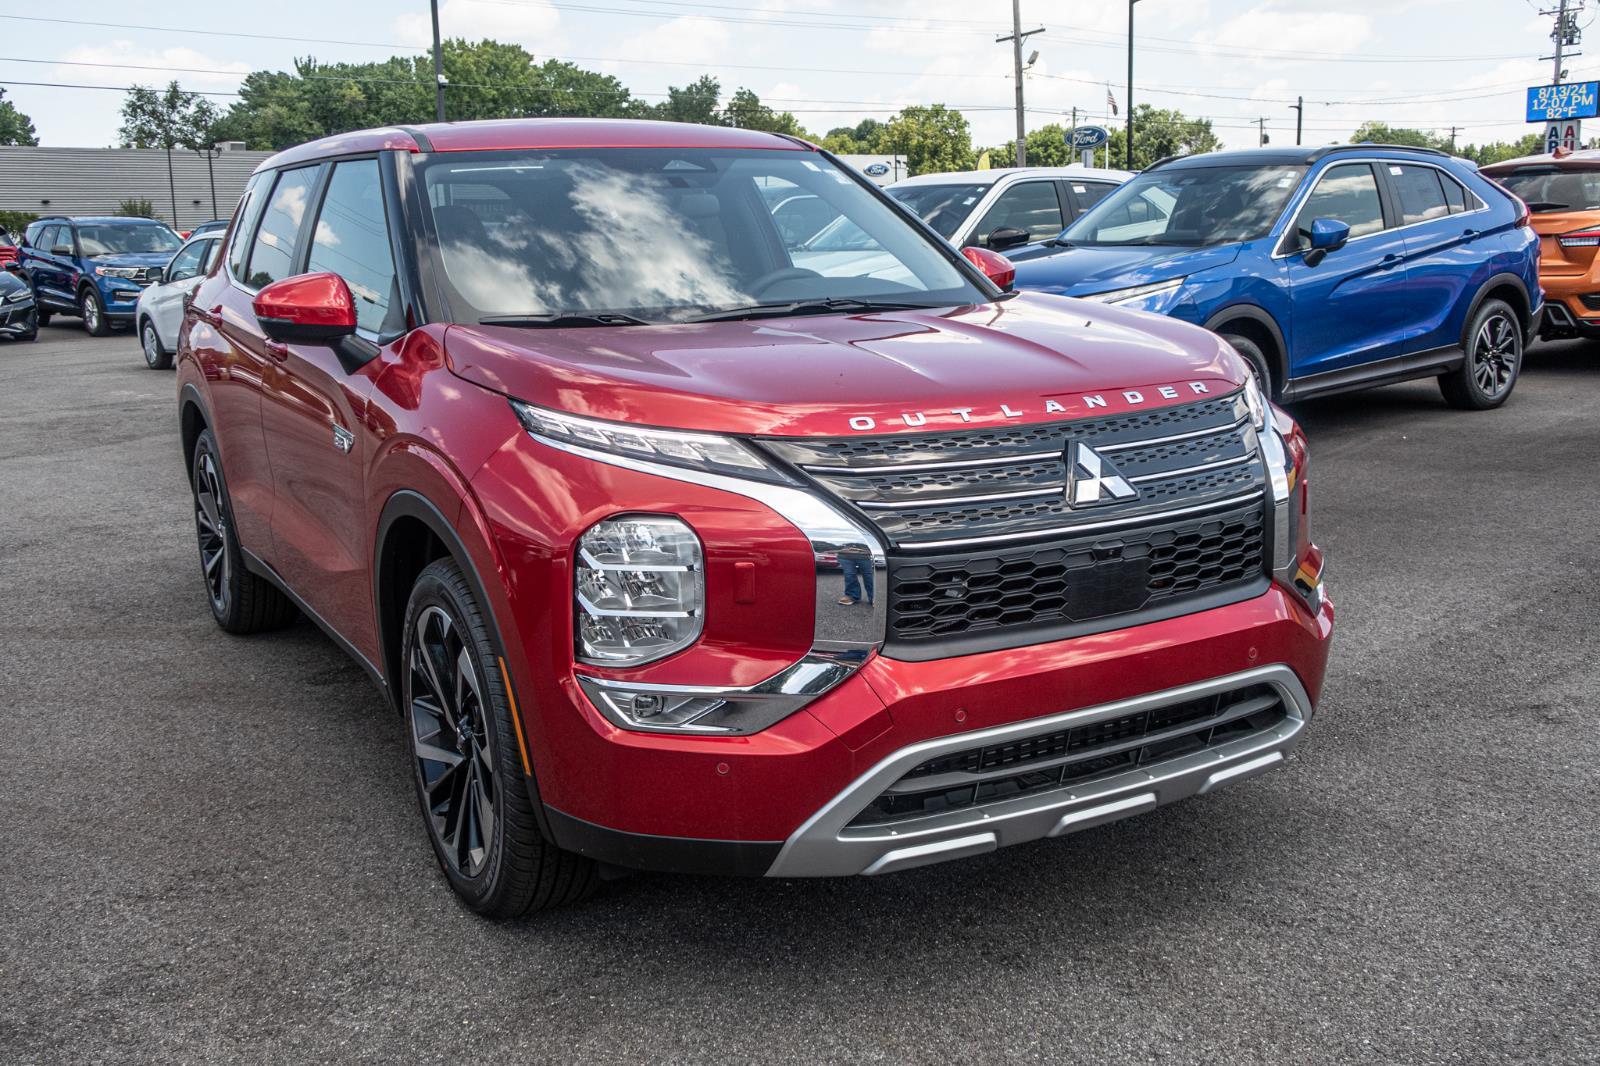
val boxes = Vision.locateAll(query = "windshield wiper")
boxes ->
[478,312,649,327]
[683,298,941,323]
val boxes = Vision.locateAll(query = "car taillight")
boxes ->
[574,515,703,667]
[1558,229,1600,248]
[1513,196,1532,229]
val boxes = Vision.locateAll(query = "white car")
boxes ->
[886,166,1133,254]
[136,231,223,369]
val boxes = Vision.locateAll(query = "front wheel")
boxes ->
[81,287,110,337]
[1221,332,1277,401]
[1441,298,1522,410]
[141,319,171,369]
[402,557,596,917]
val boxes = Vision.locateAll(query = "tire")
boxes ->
[35,309,50,327]
[81,287,111,337]
[1221,331,1277,400]
[190,429,298,634]
[140,318,171,369]
[1440,298,1522,410]
[401,557,596,917]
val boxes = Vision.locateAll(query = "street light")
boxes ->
[1126,0,1144,171]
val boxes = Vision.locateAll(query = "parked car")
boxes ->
[0,265,38,342]
[16,215,183,336]
[0,225,18,268]
[1008,145,1541,410]
[1481,148,1600,340]
[136,230,224,369]
[886,166,1133,254]
[176,119,1329,916]
[181,219,229,240]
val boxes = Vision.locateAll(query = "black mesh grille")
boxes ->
[888,503,1265,642]
[848,683,1287,827]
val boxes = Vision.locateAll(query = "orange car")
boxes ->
[1484,148,1600,340]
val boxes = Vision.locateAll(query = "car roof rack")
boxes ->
[30,215,69,223]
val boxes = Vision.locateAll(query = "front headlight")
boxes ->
[511,400,788,484]
[1079,277,1186,311]
[1243,370,1268,432]
[575,515,703,667]
[93,266,142,279]
[2,288,29,304]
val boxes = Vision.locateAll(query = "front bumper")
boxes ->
[0,300,36,336]
[540,582,1333,877]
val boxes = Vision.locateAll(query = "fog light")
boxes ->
[575,515,703,666]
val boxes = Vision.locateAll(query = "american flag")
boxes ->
[1106,85,1118,116]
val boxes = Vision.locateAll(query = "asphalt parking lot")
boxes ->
[2,321,1597,1065]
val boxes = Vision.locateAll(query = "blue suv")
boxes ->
[18,216,184,336]
[1008,145,1541,410]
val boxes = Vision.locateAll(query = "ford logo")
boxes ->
[863,162,890,177]
[1068,126,1110,150]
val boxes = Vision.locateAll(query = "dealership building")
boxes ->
[0,143,272,231]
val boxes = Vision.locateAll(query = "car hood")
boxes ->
[88,252,176,269]
[444,291,1244,438]
[1010,244,1244,296]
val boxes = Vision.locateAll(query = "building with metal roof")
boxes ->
[0,144,272,230]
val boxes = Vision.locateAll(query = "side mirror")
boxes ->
[51,245,73,256]
[961,245,1016,291]
[253,272,357,345]
[986,226,1030,251]
[1309,217,1350,251]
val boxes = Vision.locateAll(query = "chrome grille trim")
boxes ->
[893,489,1265,551]
[1127,453,1255,484]
[1097,412,1250,453]
[800,449,1062,475]
[856,486,1062,511]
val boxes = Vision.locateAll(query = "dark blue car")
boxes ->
[1008,144,1541,410]
[18,216,183,336]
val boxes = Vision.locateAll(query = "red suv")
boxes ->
[176,120,1332,916]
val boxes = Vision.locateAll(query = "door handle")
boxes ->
[265,340,289,362]
[1461,228,1479,238]
[1382,253,1401,263]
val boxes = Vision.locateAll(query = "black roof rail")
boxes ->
[1308,142,1451,162]
[1144,154,1178,171]
[30,214,69,223]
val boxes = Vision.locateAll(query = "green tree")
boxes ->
[656,75,725,125]
[1106,106,1221,170]
[1348,121,1450,151]
[119,81,220,151]
[723,88,806,136]
[983,124,1082,168]
[0,88,38,146]
[881,105,974,175]
[116,197,158,218]
[820,117,885,154]
[1458,132,1544,166]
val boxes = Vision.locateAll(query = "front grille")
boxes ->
[888,502,1265,642]
[759,391,1271,653]
[847,683,1288,827]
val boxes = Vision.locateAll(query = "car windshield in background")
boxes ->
[1491,168,1600,212]
[1063,165,1307,247]
[76,223,182,256]
[419,148,983,324]
[885,183,991,239]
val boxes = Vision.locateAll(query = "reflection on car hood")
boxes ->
[1010,244,1244,296]
[0,271,29,296]
[444,291,1244,438]
[87,251,178,268]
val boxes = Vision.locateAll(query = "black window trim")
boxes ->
[968,177,1066,247]
[302,153,408,345]
[1275,157,1491,259]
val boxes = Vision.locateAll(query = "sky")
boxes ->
[0,0,1587,153]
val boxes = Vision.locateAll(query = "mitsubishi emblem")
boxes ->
[1065,442,1138,507]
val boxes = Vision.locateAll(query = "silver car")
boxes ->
[886,166,1134,254]
[136,232,223,369]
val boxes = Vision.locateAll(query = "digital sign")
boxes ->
[1527,81,1600,122]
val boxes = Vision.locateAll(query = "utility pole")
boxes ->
[1256,117,1269,147]
[997,1,1043,166]
[1289,96,1303,146]
[1126,0,1142,170]
[195,144,219,218]
[1541,0,1584,83]
[430,0,447,122]
[1448,126,1461,153]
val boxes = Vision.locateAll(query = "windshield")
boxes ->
[419,148,983,324]
[1491,168,1600,212]
[1063,165,1307,246]
[886,183,990,239]
[75,223,182,256]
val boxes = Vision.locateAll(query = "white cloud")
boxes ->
[617,16,732,70]
[53,41,251,90]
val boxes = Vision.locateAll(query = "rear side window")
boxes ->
[244,165,321,290]
[1293,163,1385,250]
[1390,165,1450,225]
[306,159,400,337]
[1440,174,1468,214]
[228,174,269,283]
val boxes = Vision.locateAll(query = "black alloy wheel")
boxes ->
[409,603,498,879]
[193,448,231,616]
[400,557,596,916]
[1441,298,1522,410]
